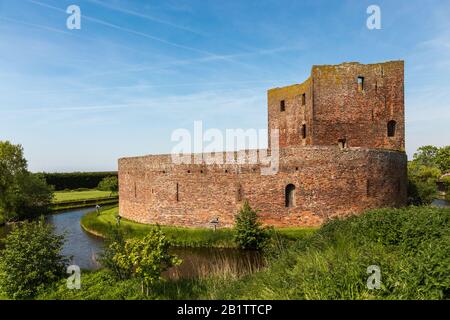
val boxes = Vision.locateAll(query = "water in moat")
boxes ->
[2,199,448,278]
[0,207,264,279]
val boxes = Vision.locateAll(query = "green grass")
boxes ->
[81,206,317,248]
[37,269,211,300]
[210,206,450,300]
[39,206,450,300]
[52,190,115,203]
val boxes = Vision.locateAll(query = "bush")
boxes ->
[101,226,181,295]
[234,201,271,250]
[100,225,133,280]
[0,218,68,299]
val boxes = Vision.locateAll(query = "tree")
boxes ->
[0,141,53,221]
[234,201,271,250]
[0,218,68,299]
[127,229,181,295]
[436,146,450,173]
[441,176,450,202]
[103,227,180,295]
[412,145,440,168]
[412,145,450,173]
[407,162,441,205]
[97,176,118,196]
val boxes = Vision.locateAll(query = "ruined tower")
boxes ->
[268,61,404,151]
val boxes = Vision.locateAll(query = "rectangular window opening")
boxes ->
[357,76,364,91]
[280,100,285,112]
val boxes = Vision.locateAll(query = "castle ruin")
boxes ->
[118,60,407,228]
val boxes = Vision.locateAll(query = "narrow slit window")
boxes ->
[301,93,306,105]
[236,184,243,202]
[387,120,396,137]
[301,124,306,139]
[357,76,364,91]
[280,100,285,112]
[176,183,179,201]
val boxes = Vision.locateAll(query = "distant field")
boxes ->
[52,190,115,203]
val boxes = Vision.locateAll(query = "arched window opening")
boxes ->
[387,120,396,137]
[285,184,296,208]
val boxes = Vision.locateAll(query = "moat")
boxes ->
[1,200,448,278]
[0,207,264,279]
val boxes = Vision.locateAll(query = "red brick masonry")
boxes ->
[119,61,407,228]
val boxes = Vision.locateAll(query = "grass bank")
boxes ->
[80,206,317,248]
[40,206,449,300]
[50,190,118,212]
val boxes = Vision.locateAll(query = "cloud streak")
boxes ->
[86,0,206,36]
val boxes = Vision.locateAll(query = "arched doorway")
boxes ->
[285,184,296,208]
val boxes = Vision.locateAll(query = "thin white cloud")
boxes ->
[86,0,205,36]
[26,0,220,57]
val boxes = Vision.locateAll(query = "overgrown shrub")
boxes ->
[0,218,68,299]
[234,201,271,250]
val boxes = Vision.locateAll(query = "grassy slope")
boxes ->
[52,190,115,203]
[210,206,450,300]
[40,206,449,300]
[81,206,317,248]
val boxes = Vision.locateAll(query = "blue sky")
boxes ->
[0,0,449,172]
